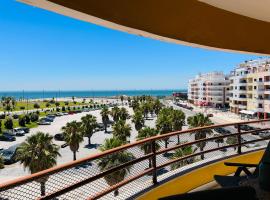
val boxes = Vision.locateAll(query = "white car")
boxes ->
[38,121,51,125]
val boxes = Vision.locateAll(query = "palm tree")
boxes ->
[72,96,75,103]
[156,108,173,148]
[119,107,129,121]
[153,99,163,116]
[97,137,135,196]
[111,106,120,122]
[141,102,150,119]
[112,120,131,142]
[120,95,124,105]
[170,143,197,170]
[81,114,97,146]
[187,113,213,160]
[62,121,83,161]
[101,106,110,133]
[131,99,140,111]
[136,127,159,168]
[171,110,186,144]
[16,132,60,196]
[132,110,145,131]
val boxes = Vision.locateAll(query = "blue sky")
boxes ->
[0,0,263,91]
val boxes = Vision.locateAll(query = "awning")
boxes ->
[239,110,256,115]
[18,0,270,55]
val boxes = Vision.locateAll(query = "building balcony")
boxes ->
[0,120,269,200]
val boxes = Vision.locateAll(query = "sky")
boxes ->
[0,0,264,91]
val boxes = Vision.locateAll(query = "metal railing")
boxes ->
[1,119,270,199]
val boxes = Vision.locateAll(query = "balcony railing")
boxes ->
[1,120,270,199]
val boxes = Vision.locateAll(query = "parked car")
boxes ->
[54,133,64,141]
[214,127,231,135]
[0,144,21,164]
[95,123,105,131]
[234,124,260,132]
[16,127,30,134]
[47,114,56,119]
[242,139,259,148]
[13,128,25,136]
[38,120,51,125]
[259,131,270,138]
[55,112,63,117]
[0,134,16,141]
[42,117,54,122]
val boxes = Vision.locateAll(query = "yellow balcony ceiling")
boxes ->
[19,0,270,55]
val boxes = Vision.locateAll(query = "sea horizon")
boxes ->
[0,89,187,100]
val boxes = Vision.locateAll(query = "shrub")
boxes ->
[45,103,50,107]
[4,118,13,129]
[64,101,69,106]
[36,111,40,115]
[0,114,5,119]
[67,106,71,111]
[30,113,39,122]
[74,101,77,104]
[25,114,31,124]
[55,102,60,107]
[0,120,2,133]
[56,108,60,112]
[20,106,25,110]
[19,116,26,127]
[33,103,40,109]
[73,107,76,111]
[13,114,19,119]
[62,106,66,112]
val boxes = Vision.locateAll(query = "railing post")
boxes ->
[151,140,158,185]
[237,124,242,154]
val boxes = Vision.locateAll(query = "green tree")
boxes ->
[112,120,131,142]
[156,108,173,148]
[187,113,213,160]
[55,102,60,107]
[81,114,97,146]
[97,137,134,196]
[111,106,120,122]
[101,106,110,133]
[153,99,163,116]
[62,121,84,161]
[45,102,50,108]
[34,103,40,109]
[137,127,159,168]
[120,95,124,105]
[131,100,140,111]
[141,102,150,119]
[4,118,13,129]
[171,110,186,144]
[119,107,129,121]
[16,132,60,196]
[132,110,145,131]
[170,143,197,170]
[19,116,26,127]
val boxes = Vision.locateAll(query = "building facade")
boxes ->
[188,72,230,108]
[229,59,270,119]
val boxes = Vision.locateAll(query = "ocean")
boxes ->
[0,90,187,100]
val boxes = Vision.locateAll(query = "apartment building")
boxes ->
[188,72,230,108]
[229,59,270,119]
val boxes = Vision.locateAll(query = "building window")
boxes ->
[254,86,257,89]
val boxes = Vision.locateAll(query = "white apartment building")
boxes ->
[229,59,270,119]
[188,72,230,108]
